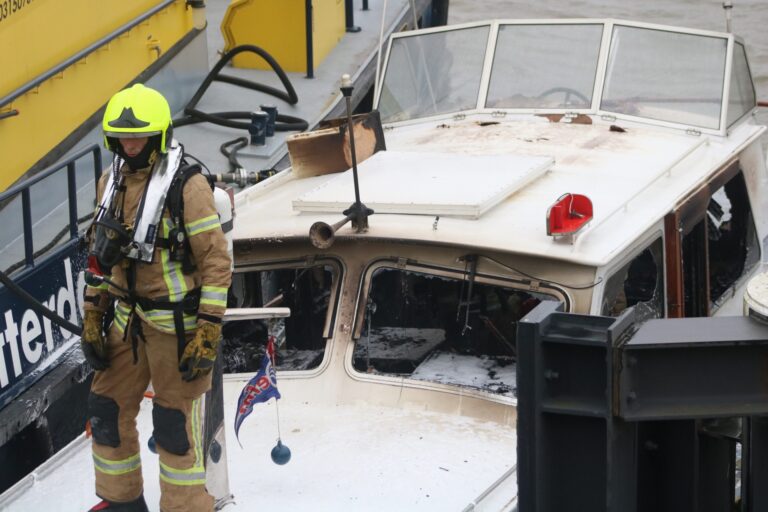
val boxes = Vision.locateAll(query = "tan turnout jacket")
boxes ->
[85,159,231,333]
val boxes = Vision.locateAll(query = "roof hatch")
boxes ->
[292,150,553,219]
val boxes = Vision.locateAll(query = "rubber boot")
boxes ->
[88,494,149,512]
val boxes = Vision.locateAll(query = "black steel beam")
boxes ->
[518,304,768,512]
[618,316,768,421]
[517,303,637,512]
[743,416,768,510]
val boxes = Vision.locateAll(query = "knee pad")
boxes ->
[152,403,190,455]
[88,393,121,447]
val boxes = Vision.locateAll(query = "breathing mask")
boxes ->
[91,215,133,270]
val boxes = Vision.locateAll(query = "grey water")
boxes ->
[450,0,768,145]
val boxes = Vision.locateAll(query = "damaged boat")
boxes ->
[3,13,768,512]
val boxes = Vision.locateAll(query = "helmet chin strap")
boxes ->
[116,135,161,171]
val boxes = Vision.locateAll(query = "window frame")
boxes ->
[346,256,569,396]
[597,235,666,320]
[725,40,759,130]
[664,159,760,317]
[232,256,345,353]
[352,256,570,340]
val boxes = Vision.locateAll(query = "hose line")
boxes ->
[172,45,309,133]
[0,267,83,336]
[171,44,310,172]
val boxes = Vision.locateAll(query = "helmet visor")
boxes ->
[104,130,161,139]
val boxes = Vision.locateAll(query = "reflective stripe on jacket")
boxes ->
[84,160,231,329]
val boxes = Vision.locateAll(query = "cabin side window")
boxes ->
[355,266,560,396]
[600,238,664,321]
[705,173,760,308]
[226,262,339,373]
[672,168,760,317]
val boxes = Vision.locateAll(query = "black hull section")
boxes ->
[0,346,91,493]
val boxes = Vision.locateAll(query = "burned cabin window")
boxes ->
[225,265,336,373]
[679,169,759,316]
[707,173,759,308]
[601,238,664,322]
[354,267,558,396]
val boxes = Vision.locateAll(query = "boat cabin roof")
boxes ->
[232,19,766,268]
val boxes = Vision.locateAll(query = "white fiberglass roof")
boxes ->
[233,114,765,267]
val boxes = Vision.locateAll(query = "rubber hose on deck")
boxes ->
[186,45,299,108]
[0,268,83,336]
[172,44,309,148]
[174,110,308,132]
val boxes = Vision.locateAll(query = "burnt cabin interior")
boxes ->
[225,265,333,373]
[354,267,543,375]
[226,261,550,394]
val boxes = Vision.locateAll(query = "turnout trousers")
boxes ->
[89,316,214,512]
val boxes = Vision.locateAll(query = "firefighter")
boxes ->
[81,84,231,512]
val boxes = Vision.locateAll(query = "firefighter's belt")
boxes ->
[128,289,201,361]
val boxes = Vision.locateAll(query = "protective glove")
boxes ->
[179,320,222,382]
[81,309,109,370]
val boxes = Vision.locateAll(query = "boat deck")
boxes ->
[1,379,517,512]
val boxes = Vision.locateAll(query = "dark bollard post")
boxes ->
[249,112,268,146]
[260,105,277,137]
[362,0,369,11]
[304,0,314,78]
[345,0,361,32]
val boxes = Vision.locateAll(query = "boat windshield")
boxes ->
[377,20,754,132]
[601,25,726,129]
[377,26,490,123]
[486,23,603,110]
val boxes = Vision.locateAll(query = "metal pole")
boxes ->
[92,147,102,185]
[723,1,733,33]
[374,0,389,107]
[345,0,361,32]
[67,162,78,238]
[305,0,314,78]
[409,0,418,29]
[21,189,34,268]
[342,75,361,205]
[362,0,369,10]
[0,109,19,121]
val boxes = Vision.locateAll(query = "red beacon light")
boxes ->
[546,193,593,237]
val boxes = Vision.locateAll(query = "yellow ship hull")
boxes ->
[0,0,198,191]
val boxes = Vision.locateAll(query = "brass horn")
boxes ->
[309,215,353,249]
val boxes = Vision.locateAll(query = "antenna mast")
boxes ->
[308,75,374,249]
[723,1,733,33]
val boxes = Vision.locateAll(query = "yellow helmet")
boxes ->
[102,84,172,153]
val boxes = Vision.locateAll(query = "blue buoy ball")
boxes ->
[148,435,157,454]
[271,440,291,465]
[209,439,222,463]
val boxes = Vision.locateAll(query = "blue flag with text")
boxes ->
[234,335,281,443]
